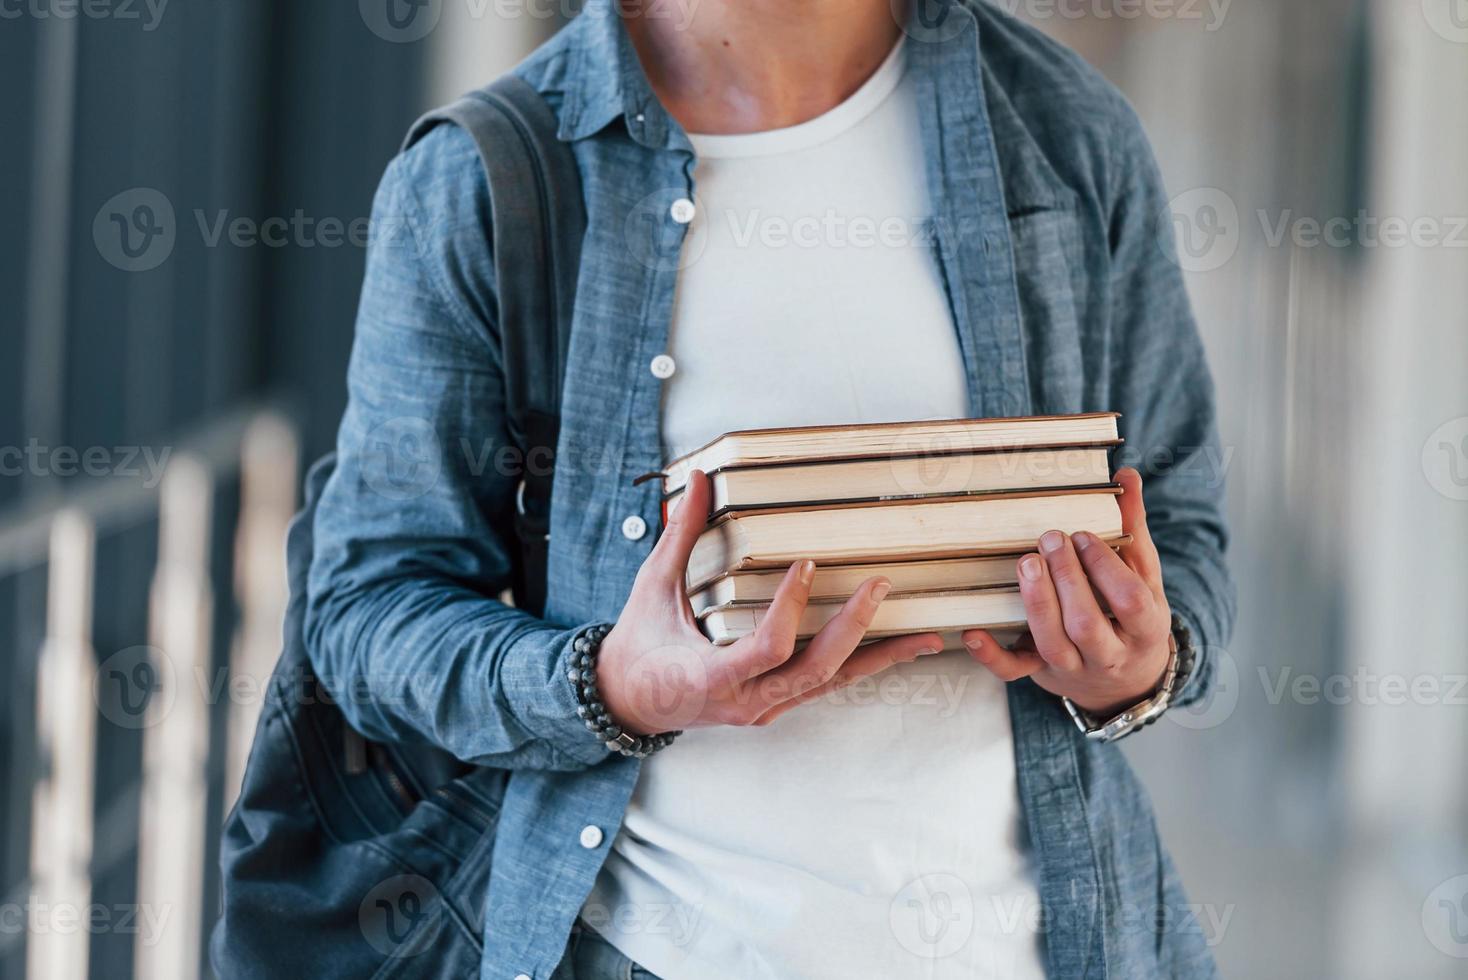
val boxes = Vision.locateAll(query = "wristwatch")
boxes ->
[1062,614,1197,743]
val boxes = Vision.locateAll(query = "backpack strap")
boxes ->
[403,75,585,617]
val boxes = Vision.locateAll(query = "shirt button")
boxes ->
[514,975,531,980]
[669,197,696,224]
[650,354,677,380]
[579,825,604,849]
[621,515,647,541]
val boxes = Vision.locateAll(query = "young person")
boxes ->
[306,0,1234,976]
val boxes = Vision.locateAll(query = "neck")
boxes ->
[622,0,903,135]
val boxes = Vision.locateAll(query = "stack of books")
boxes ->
[661,413,1128,644]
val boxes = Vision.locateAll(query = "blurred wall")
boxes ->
[1011,2,1468,977]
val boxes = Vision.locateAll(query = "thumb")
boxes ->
[645,470,712,593]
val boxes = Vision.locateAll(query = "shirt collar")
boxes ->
[555,0,987,153]
[557,0,689,151]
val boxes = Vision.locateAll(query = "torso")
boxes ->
[587,43,1046,980]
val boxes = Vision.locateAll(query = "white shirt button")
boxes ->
[650,354,677,380]
[579,825,604,849]
[670,197,696,224]
[514,975,531,980]
[621,515,647,541]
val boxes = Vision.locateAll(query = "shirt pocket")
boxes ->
[1007,203,1088,414]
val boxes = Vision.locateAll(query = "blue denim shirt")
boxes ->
[306,2,1235,977]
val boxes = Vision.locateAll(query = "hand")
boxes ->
[597,471,944,734]
[961,468,1172,717]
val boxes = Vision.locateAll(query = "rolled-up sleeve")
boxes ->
[303,129,607,770]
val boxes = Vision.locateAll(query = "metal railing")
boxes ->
[3,409,298,980]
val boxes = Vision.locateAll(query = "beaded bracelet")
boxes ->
[567,624,680,758]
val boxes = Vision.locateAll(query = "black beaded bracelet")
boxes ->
[567,624,680,758]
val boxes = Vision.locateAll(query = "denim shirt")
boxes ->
[305,1,1235,977]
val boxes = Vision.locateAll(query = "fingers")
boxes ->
[962,630,1044,682]
[754,576,892,702]
[751,632,944,725]
[1016,550,1083,672]
[645,470,712,591]
[1114,468,1164,597]
[1072,530,1163,640]
[716,560,813,688]
[1038,530,1123,663]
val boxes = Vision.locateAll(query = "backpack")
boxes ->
[211,75,585,978]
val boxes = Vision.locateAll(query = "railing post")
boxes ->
[27,511,97,980]
[133,457,214,980]
[224,415,298,810]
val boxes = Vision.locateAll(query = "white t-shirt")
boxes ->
[587,43,1046,980]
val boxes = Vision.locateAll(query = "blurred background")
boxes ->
[2,1,1465,978]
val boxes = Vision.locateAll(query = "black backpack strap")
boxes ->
[403,75,585,617]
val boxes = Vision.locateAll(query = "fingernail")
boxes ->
[1073,531,1095,551]
[963,635,984,650]
[798,560,815,584]
[1040,531,1065,554]
[871,580,892,602]
[1020,555,1044,581]
[918,646,942,657]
